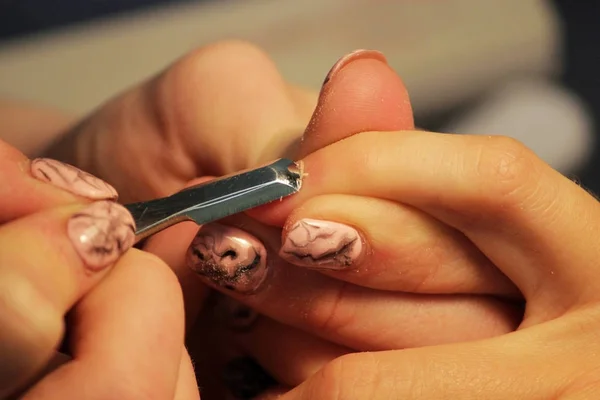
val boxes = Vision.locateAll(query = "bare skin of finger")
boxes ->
[280,194,518,297]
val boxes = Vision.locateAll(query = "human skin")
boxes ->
[4,40,594,399]
[0,141,194,399]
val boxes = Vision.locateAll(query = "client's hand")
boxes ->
[0,142,194,399]
[251,131,600,400]
[175,50,525,399]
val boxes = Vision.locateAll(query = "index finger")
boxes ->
[0,139,118,223]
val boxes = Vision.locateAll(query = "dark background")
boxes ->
[0,0,598,193]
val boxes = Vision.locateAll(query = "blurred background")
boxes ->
[0,0,598,193]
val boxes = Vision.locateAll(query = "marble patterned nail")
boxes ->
[31,158,118,200]
[186,224,269,294]
[222,357,277,400]
[279,219,363,270]
[68,201,136,272]
[214,295,258,331]
[322,49,387,86]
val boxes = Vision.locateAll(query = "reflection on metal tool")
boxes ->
[125,159,303,242]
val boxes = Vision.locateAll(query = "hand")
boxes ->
[252,127,600,399]
[170,50,525,398]
[40,40,320,333]
[0,143,195,399]
[43,40,316,203]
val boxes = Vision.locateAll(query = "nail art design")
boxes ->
[280,219,363,270]
[68,201,136,271]
[214,295,258,331]
[223,357,277,399]
[323,49,387,85]
[186,224,269,294]
[31,158,118,200]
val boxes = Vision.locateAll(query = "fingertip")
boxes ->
[299,50,414,156]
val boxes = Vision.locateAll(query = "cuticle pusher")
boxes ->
[124,158,303,243]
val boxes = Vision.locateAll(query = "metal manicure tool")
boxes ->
[124,159,303,243]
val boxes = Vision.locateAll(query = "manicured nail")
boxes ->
[68,201,136,272]
[323,49,387,86]
[186,224,269,294]
[214,295,258,331]
[279,219,363,270]
[31,158,118,200]
[223,357,277,399]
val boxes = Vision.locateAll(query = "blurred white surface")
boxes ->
[0,0,561,115]
[444,78,594,174]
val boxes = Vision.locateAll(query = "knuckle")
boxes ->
[162,39,274,94]
[472,136,541,216]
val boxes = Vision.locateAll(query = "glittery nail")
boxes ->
[186,224,269,294]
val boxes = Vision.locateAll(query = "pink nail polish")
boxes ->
[323,49,388,86]
[279,219,363,270]
[31,158,118,200]
[68,201,136,272]
[186,224,269,294]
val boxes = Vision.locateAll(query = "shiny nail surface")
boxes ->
[31,158,118,200]
[68,201,136,271]
[223,357,277,399]
[323,49,387,85]
[280,219,363,270]
[186,224,269,294]
[214,295,258,331]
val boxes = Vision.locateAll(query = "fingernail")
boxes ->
[223,357,277,399]
[68,201,136,272]
[186,224,269,294]
[214,295,258,332]
[323,49,387,86]
[31,158,118,200]
[279,219,363,270]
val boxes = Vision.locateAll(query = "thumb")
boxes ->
[297,49,414,158]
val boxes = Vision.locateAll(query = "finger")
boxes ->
[142,177,217,331]
[297,49,414,158]
[253,130,600,317]
[22,249,186,400]
[211,295,350,386]
[0,201,135,396]
[47,40,317,202]
[0,140,118,223]
[173,350,201,400]
[184,219,520,351]
[279,194,518,297]
[283,309,600,400]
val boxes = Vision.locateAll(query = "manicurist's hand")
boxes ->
[0,141,195,399]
